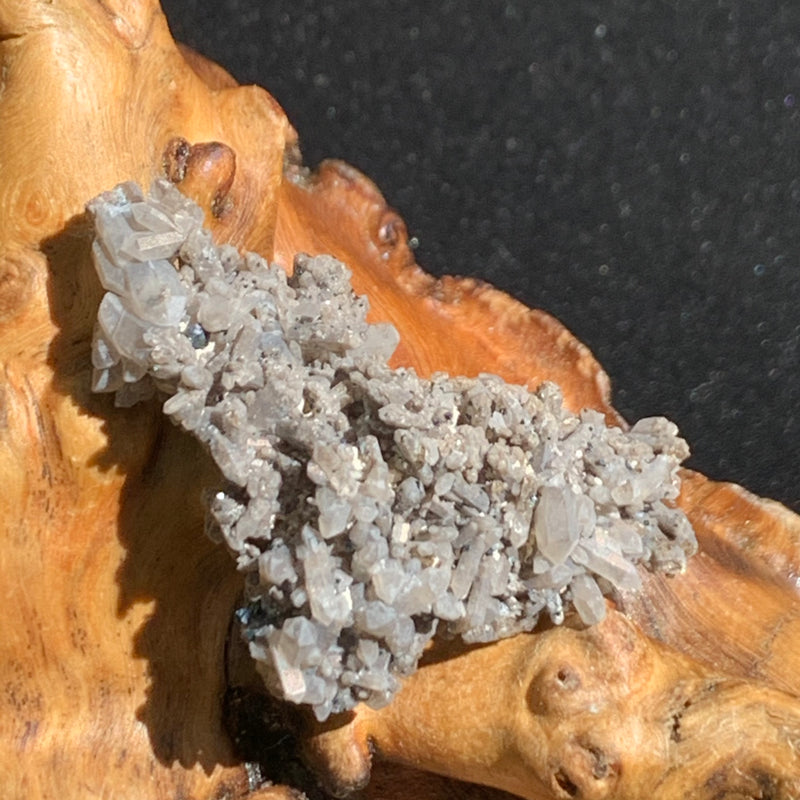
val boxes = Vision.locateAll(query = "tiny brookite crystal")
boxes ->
[87,180,697,721]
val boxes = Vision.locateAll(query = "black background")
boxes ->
[161,0,800,511]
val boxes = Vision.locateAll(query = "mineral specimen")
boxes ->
[88,180,697,721]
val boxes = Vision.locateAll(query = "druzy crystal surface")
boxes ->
[88,180,697,720]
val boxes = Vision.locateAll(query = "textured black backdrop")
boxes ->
[161,0,800,511]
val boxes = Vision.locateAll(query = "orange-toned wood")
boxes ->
[1,1,798,798]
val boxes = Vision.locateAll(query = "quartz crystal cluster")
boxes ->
[88,180,697,721]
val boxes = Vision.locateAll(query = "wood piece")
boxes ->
[1,1,799,798]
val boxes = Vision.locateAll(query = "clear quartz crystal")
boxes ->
[532,485,579,564]
[124,260,187,325]
[93,241,127,294]
[97,293,151,365]
[87,179,698,720]
[129,201,179,234]
[120,229,186,262]
[91,327,120,369]
[570,572,606,625]
[581,538,643,591]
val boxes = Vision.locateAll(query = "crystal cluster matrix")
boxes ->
[88,180,697,721]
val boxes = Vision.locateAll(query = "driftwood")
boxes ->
[1,1,799,798]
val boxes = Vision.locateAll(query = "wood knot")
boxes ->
[162,137,192,183]
[162,138,236,219]
[551,740,621,800]
[376,211,407,252]
[0,251,36,325]
[555,666,582,692]
[527,663,585,715]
